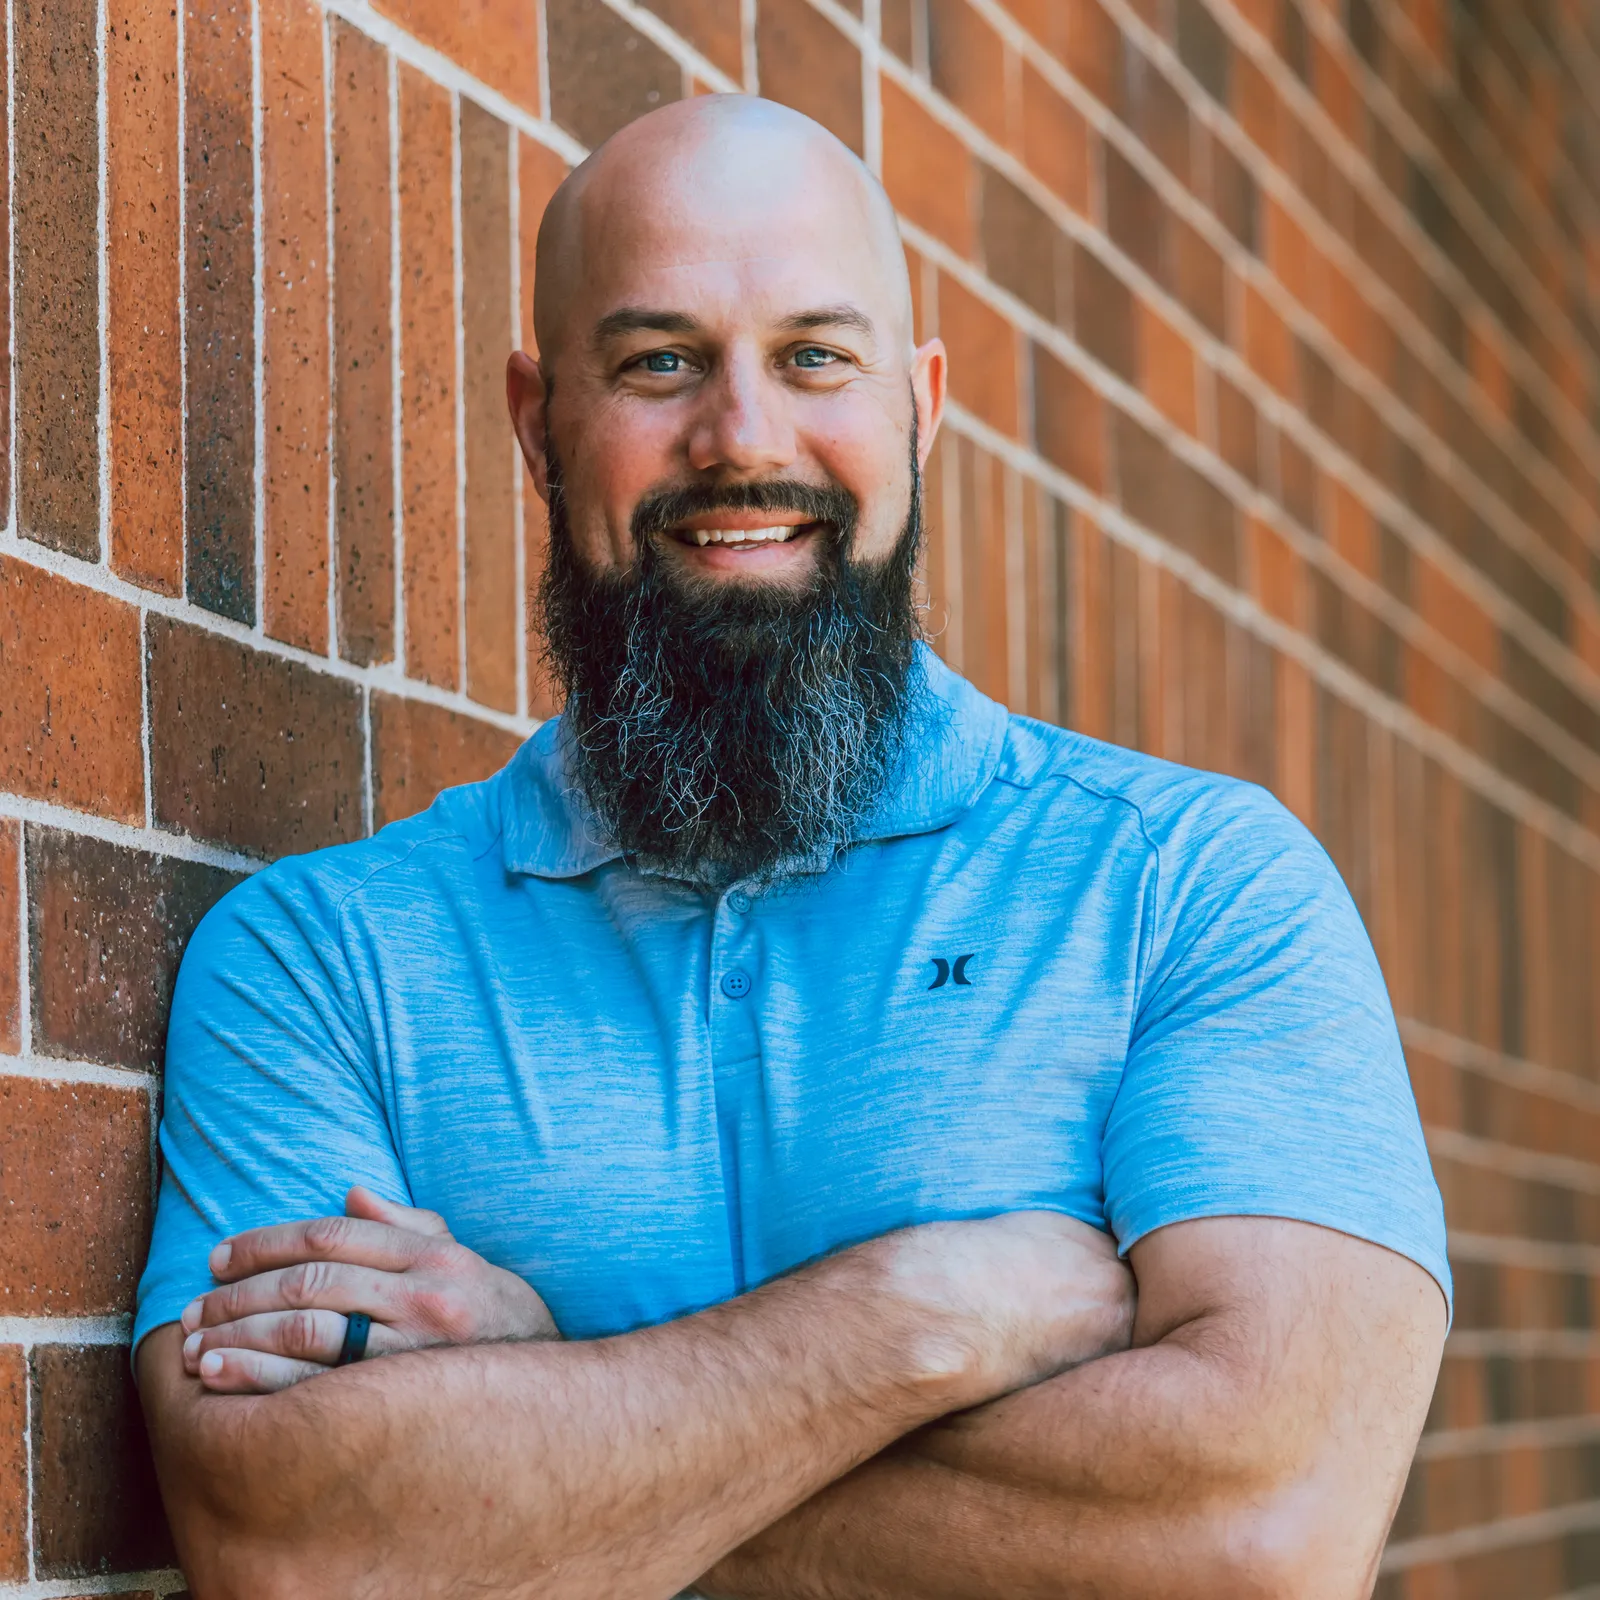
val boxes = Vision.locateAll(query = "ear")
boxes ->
[910,337,947,470]
[507,350,552,503]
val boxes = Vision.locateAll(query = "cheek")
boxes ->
[808,426,914,561]
[562,402,686,569]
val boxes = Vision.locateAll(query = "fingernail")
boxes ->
[208,1242,232,1276]
[180,1298,203,1333]
[183,1331,202,1362]
[199,1351,223,1378]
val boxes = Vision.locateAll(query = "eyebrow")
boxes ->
[588,303,880,347]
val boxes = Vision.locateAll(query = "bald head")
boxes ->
[533,96,913,366]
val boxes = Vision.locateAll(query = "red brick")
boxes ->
[262,0,332,653]
[1231,48,1282,167]
[27,826,241,1071]
[372,694,523,829]
[1249,513,1302,626]
[1072,243,1137,383]
[374,0,540,114]
[30,1343,173,1576]
[1067,513,1111,741]
[938,273,1020,437]
[14,0,101,558]
[1415,557,1497,673]
[1138,301,1198,435]
[0,1077,150,1313]
[0,558,144,822]
[0,822,17,1053]
[644,0,743,81]
[1032,345,1105,493]
[519,139,569,358]
[332,20,396,666]
[881,79,975,259]
[107,0,183,595]
[1063,0,1122,111]
[398,67,460,690]
[0,1347,22,1579]
[1214,370,1259,483]
[147,617,365,857]
[1275,652,1314,827]
[1242,281,1294,395]
[461,103,520,714]
[547,0,682,150]
[185,0,257,622]
[1327,477,1378,579]
[927,0,1009,147]
[757,0,864,155]
[1170,213,1228,340]
[956,439,1009,703]
[1113,409,1237,581]
[980,166,1068,324]
[1020,62,1090,216]
[1121,42,1192,186]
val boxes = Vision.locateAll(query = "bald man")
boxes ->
[137,97,1448,1600]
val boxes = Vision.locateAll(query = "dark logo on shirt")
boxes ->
[928,954,975,989]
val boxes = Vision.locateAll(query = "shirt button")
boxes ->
[720,968,752,1000]
[728,890,752,914]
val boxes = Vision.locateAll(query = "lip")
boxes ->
[658,523,824,569]
[674,511,814,533]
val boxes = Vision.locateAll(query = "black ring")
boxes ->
[336,1311,372,1366]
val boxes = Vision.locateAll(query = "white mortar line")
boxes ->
[597,0,739,94]
[1443,1329,1600,1359]
[1447,1232,1600,1274]
[0,794,261,875]
[0,1576,189,1599]
[0,1316,132,1347]
[138,607,153,829]
[1381,1497,1600,1571]
[1415,1414,1600,1464]
[450,88,467,695]
[251,0,266,632]
[739,0,757,92]
[1426,1126,1600,1201]
[1401,1018,1600,1119]
[0,1054,159,1092]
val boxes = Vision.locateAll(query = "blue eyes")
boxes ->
[793,346,834,368]
[631,347,839,376]
[641,351,683,374]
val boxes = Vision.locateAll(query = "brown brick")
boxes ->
[1248,514,1300,626]
[882,79,975,259]
[372,694,523,829]
[956,440,1009,703]
[1208,134,1258,251]
[461,103,520,714]
[0,558,144,823]
[1071,244,1136,383]
[1120,42,1191,185]
[0,1347,22,1579]
[1139,302,1198,435]
[927,0,1009,147]
[757,0,863,155]
[1169,213,1227,340]
[1020,62,1090,216]
[332,20,396,666]
[1063,0,1123,110]
[186,0,257,622]
[262,0,332,653]
[0,822,17,1052]
[1032,346,1105,493]
[374,0,540,113]
[30,1343,173,1577]
[979,167,1067,324]
[107,0,183,595]
[1104,144,1166,286]
[642,0,743,81]
[1175,0,1231,104]
[27,825,241,1071]
[1214,371,1258,483]
[1274,427,1317,532]
[1242,281,1294,395]
[547,0,682,150]
[14,0,101,558]
[399,67,460,690]
[147,617,365,857]
[1113,409,1237,581]
[938,273,1019,437]
[1231,45,1281,164]
[0,1077,150,1313]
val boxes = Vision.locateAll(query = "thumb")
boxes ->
[345,1184,453,1239]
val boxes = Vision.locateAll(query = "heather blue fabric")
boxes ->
[135,646,1450,1352]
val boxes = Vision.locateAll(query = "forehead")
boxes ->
[570,141,900,334]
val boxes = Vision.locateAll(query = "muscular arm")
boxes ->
[140,1213,1130,1600]
[701,1217,1446,1600]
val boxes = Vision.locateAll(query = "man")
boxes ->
[137,95,1449,1599]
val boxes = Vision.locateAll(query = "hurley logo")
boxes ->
[928,954,975,989]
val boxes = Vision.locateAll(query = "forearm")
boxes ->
[144,1251,981,1600]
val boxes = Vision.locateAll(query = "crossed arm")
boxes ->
[139,1194,1444,1600]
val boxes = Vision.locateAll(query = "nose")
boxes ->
[685,345,797,475]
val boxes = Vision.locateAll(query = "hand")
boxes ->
[869,1211,1136,1406]
[180,1186,559,1395]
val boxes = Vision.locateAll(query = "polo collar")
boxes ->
[498,643,1010,880]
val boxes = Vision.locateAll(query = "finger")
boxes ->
[186,1260,407,1331]
[210,1213,437,1282]
[195,1345,329,1395]
[183,1309,356,1371]
[345,1185,452,1239]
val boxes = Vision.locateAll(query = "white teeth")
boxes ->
[682,524,805,546]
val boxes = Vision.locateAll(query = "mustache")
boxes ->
[629,478,859,545]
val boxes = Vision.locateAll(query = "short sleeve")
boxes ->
[1100,782,1450,1311]
[134,862,411,1354]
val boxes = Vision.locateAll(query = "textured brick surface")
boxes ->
[0,1349,21,1580]
[0,823,17,1054]
[0,558,144,822]
[0,1077,150,1313]
[13,0,101,558]
[332,20,397,666]
[461,103,520,713]
[261,0,332,652]
[108,0,184,596]
[27,826,241,1072]
[30,1344,173,1577]
[757,0,864,155]
[548,0,682,150]
[372,693,522,829]
[185,0,257,622]
[374,0,540,113]
[147,618,365,857]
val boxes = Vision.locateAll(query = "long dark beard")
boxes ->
[537,437,924,888]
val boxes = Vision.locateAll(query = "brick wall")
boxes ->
[0,0,1596,1592]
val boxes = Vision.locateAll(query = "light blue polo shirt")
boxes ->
[135,647,1449,1351]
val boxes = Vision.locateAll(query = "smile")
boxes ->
[668,521,823,548]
